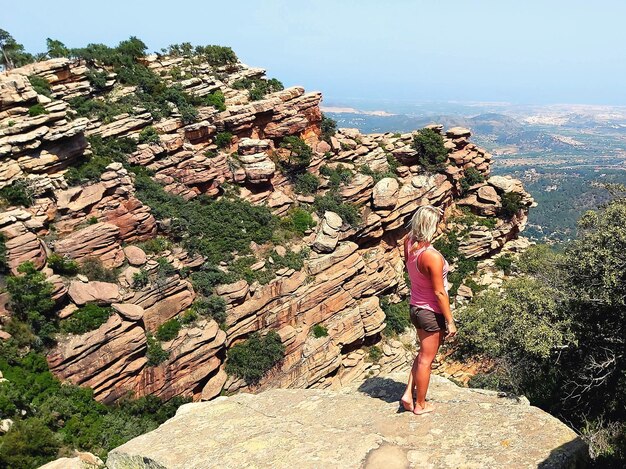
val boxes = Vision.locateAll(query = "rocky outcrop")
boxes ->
[54,222,125,268]
[1,54,534,407]
[47,313,147,403]
[107,369,587,469]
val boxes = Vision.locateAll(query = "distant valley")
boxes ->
[324,102,626,241]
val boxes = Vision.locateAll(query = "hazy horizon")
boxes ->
[5,0,626,106]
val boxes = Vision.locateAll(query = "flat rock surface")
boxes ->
[107,371,587,469]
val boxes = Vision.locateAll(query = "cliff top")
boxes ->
[107,370,586,469]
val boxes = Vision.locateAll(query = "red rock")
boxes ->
[55,222,124,268]
[68,280,120,305]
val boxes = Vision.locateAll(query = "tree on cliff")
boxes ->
[459,186,626,462]
[0,29,34,70]
[412,128,448,171]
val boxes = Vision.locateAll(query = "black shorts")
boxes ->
[409,305,446,332]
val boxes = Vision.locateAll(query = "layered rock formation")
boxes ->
[0,52,534,405]
[107,369,587,469]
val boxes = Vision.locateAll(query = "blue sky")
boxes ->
[5,0,626,106]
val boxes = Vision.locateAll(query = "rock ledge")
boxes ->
[107,371,587,469]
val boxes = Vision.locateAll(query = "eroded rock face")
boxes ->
[54,222,124,268]
[1,55,534,406]
[47,313,147,403]
[107,370,587,469]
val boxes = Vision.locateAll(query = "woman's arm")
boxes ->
[422,250,457,338]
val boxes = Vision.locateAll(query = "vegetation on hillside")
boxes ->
[225,331,285,385]
[412,128,448,171]
[458,188,626,465]
[0,347,186,468]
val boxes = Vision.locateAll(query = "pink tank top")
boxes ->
[406,238,449,314]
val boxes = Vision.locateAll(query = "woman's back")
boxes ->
[405,237,449,313]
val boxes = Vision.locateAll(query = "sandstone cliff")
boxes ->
[0,51,534,404]
[107,369,587,469]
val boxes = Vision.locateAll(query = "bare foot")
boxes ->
[413,402,435,415]
[400,393,414,412]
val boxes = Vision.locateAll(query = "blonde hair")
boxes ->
[409,205,441,244]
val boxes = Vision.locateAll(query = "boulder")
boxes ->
[107,370,587,469]
[124,246,147,266]
[68,281,120,306]
[39,452,103,469]
[55,222,124,268]
[488,175,524,194]
[446,126,471,138]
[477,185,499,204]
[112,303,145,321]
[372,177,399,209]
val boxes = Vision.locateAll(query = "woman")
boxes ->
[400,205,457,415]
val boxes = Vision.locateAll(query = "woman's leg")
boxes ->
[413,328,443,414]
[401,347,419,411]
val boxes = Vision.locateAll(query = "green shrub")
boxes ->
[146,334,169,366]
[64,136,136,186]
[232,77,284,101]
[386,153,400,174]
[178,103,199,124]
[0,349,185,465]
[320,114,337,142]
[367,346,383,362]
[45,37,69,58]
[448,257,478,297]
[494,254,514,274]
[132,269,150,288]
[433,231,460,260]
[68,96,135,124]
[0,179,34,207]
[319,164,353,189]
[501,192,524,218]
[468,371,515,393]
[312,324,328,338]
[79,257,118,283]
[273,249,308,272]
[0,418,61,469]
[381,298,411,335]
[225,331,285,385]
[87,216,99,225]
[133,171,276,266]
[138,236,171,254]
[85,70,109,91]
[294,172,320,195]
[200,90,226,111]
[190,269,229,296]
[155,319,181,342]
[214,132,233,148]
[359,164,396,183]
[6,262,56,345]
[166,44,239,66]
[280,207,316,235]
[412,128,448,171]
[179,309,198,324]
[433,231,478,296]
[459,167,485,194]
[154,258,176,282]
[192,295,227,325]
[47,253,79,276]
[313,193,360,227]
[280,136,313,172]
[0,232,7,272]
[138,126,160,144]
[60,304,112,334]
[28,75,52,98]
[28,103,48,117]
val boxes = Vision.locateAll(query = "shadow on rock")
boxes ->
[357,377,406,407]
[537,436,589,469]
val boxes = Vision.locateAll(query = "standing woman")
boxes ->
[400,205,457,415]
